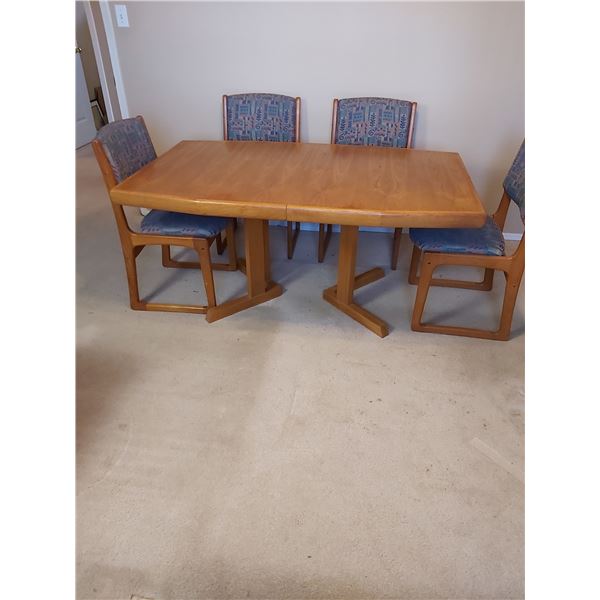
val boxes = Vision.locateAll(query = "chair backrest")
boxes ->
[331,97,417,148]
[94,115,157,187]
[503,141,525,223]
[222,93,301,142]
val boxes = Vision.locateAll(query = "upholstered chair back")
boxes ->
[332,97,416,148]
[95,116,157,184]
[224,93,299,142]
[503,142,525,223]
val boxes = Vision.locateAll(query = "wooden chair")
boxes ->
[408,142,525,340]
[92,115,238,314]
[321,96,417,266]
[222,93,302,259]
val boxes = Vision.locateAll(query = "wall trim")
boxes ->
[83,1,115,122]
[99,1,129,118]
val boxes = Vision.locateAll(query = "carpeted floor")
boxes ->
[76,143,524,600]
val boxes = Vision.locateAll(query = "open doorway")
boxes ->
[76,1,105,146]
[75,1,124,147]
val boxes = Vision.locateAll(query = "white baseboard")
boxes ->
[269,220,523,240]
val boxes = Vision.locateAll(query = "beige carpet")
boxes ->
[76,143,524,600]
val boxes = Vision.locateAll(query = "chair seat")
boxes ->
[409,216,505,256]
[140,210,227,238]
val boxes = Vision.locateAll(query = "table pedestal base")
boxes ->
[207,282,283,322]
[207,218,283,323]
[322,225,390,338]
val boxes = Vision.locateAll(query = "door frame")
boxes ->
[82,0,129,122]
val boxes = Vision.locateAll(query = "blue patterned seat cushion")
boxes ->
[140,210,227,238]
[226,93,298,142]
[503,141,525,223]
[334,97,414,148]
[95,116,157,183]
[409,216,505,256]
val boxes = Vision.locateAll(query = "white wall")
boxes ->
[109,1,524,233]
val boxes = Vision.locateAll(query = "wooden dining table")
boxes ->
[111,140,486,337]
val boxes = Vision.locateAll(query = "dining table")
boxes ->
[110,140,486,337]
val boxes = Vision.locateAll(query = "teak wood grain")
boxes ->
[110,139,487,335]
[110,141,486,228]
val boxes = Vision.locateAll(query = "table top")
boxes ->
[111,140,487,228]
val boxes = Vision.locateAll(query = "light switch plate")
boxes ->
[115,5,129,28]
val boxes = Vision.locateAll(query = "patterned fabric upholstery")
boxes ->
[225,93,298,142]
[409,216,506,257]
[334,97,414,147]
[141,210,227,238]
[503,141,525,223]
[95,116,157,183]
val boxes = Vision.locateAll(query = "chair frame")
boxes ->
[222,94,302,259]
[409,191,525,341]
[92,118,238,315]
[321,97,417,266]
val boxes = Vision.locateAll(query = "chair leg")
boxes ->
[226,219,237,268]
[122,246,143,309]
[161,245,171,267]
[120,236,228,315]
[215,232,226,255]
[195,240,217,308]
[496,270,523,340]
[318,224,326,262]
[411,255,435,331]
[410,252,523,341]
[408,245,422,284]
[161,243,202,269]
[263,219,272,283]
[391,228,402,270]
[318,223,333,263]
[287,221,300,259]
[481,269,495,291]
